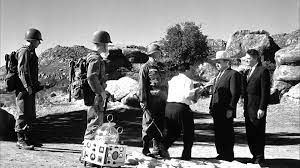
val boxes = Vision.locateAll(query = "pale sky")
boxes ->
[0,0,299,66]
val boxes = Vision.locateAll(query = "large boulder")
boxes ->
[0,108,16,140]
[122,49,148,63]
[282,83,300,102]
[107,49,132,73]
[275,43,300,65]
[225,30,280,62]
[273,65,300,81]
[272,80,293,92]
[122,48,148,62]
[106,77,139,101]
[271,29,300,48]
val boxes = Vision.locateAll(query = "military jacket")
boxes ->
[86,51,107,95]
[138,60,167,104]
[17,46,39,90]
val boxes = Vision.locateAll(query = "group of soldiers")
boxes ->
[12,28,270,166]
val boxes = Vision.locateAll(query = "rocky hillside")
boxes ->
[206,38,226,55]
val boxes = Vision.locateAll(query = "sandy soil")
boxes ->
[0,96,299,168]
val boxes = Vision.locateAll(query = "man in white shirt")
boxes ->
[163,62,199,160]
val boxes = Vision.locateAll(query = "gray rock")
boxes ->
[225,30,280,62]
[275,43,300,65]
[272,80,293,92]
[285,83,300,99]
[106,77,139,101]
[273,65,300,81]
[0,108,16,140]
[207,39,226,55]
[122,49,148,63]
[271,29,300,48]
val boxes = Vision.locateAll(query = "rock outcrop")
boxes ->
[207,39,226,55]
[106,77,139,101]
[271,30,300,103]
[282,83,300,103]
[271,29,300,48]
[274,43,300,65]
[225,30,280,62]
[122,48,149,63]
[273,65,300,81]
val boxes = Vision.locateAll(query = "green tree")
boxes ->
[161,22,209,65]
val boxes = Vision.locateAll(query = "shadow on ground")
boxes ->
[2,108,300,147]
[235,158,300,168]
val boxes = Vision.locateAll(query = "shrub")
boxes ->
[161,22,209,66]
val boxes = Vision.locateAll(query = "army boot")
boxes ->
[24,132,43,147]
[142,140,153,157]
[16,133,34,150]
[152,139,170,159]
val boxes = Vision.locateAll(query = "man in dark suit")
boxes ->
[209,51,241,161]
[242,49,270,164]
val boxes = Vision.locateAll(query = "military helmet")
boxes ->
[147,43,162,55]
[25,28,42,41]
[92,30,112,44]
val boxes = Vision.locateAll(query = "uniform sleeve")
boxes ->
[138,65,148,104]
[86,56,105,94]
[229,71,241,111]
[259,68,270,111]
[18,49,32,89]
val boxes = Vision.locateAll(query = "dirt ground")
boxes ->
[0,96,299,168]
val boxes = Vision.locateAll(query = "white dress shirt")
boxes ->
[167,73,196,105]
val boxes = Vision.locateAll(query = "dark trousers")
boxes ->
[142,98,165,143]
[15,91,36,132]
[212,113,234,159]
[164,102,194,158]
[245,116,266,159]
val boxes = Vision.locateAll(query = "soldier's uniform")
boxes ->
[138,60,167,154]
[15,45,39,148]
[84,51,107,140]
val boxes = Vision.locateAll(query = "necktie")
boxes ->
[215,71,223,84]
[247,68,253,81]
[213,71,223,92]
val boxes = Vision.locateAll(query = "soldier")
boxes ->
[83,30,111,141]
[138,43,169,158]
[15,28,43,150]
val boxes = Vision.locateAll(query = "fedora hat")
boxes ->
[212,51,231,61]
